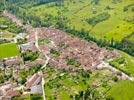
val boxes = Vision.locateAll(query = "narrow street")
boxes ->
[35,29,50,100]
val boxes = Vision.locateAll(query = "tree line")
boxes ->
[63,26,134,56]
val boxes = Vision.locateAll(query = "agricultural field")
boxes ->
[43,66,117,100]
[107,80,134,100]
[10,0,134,42]
[0,43,20,59]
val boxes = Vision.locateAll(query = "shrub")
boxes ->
[86,12,110,26]
[50,49,60,57]
[22,51,39,61]
[112,76,118,82]
[66,57,80,67]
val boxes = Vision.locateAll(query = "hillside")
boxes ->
[0,0,134,100]
[2,0,134,56]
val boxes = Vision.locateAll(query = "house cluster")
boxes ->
[0,72,42,100]
[20,42,37,52]
[0,83,21,100]
[0,46,44,99]
[1,11,120,99]
[25,72,43,94]
[0,56,22,70]
[0,24,119,99]
[4,57,22,67]
[26,27,119,71]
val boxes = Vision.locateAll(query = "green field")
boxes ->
[14,0,134,42]
[44,67,91,100]
[107,81,134,100]
[0,43,19,59]
[44,66,117,100]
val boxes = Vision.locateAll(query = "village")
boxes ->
[0,11,133,100]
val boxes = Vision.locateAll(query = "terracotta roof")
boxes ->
[26,27,119,71]
[5,89,20,97]
[26,73,42,89]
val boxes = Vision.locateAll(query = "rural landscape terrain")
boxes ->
[0,0,134,100]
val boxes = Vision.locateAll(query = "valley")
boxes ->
[0,0,134,100]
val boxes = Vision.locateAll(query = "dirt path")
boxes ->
[35,29,50,100]
[96,61,134,81]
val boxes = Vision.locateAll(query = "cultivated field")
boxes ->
[0,43,19,59]
[107,80,134,100]
[44,66,117,100]
[22,0,134,41]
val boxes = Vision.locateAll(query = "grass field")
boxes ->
[44,67,91,100]
[21,0,134,42]
[44,66,116,100]
[0,43,19,59]
[107,80,134,100]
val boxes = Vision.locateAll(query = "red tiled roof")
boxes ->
[5,89,20,97]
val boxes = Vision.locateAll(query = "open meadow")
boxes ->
[107,80,134,100]
[43,66,117,100]
[0,43,19,59]
[16,0,134,42]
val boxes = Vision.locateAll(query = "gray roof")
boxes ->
[30,84,43,94]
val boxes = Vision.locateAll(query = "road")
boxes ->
[35,30,50,69]
[35,29,50,100]
[96,61,134,81]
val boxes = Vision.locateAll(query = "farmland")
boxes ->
[44,66,118,100]
[0,43,20,59]
[107,80,134,100]
[6,0,134,42]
